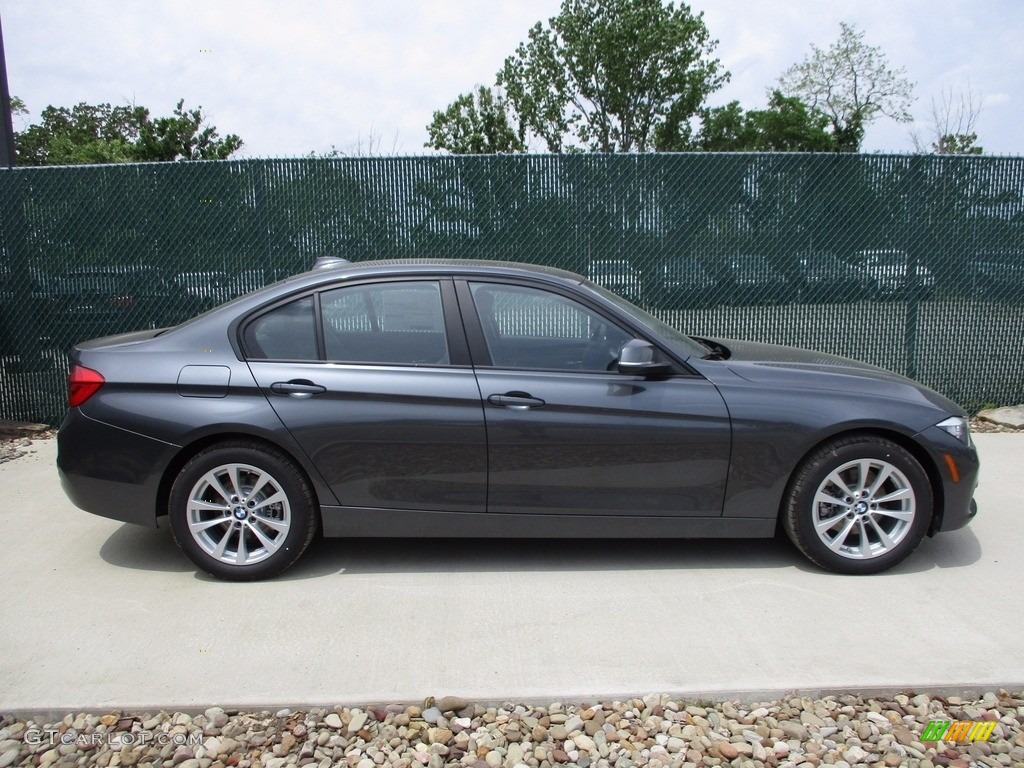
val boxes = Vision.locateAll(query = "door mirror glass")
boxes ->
[617,339,670,374]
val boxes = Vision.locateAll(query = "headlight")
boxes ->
[936,416,970,444]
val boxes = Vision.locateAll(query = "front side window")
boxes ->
[469,282,631,371]
[320,281,449,366]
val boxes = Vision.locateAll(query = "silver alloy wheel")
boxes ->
[811,458,916,560]
[186,462,292,566]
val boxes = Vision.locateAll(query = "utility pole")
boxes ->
[0,10,16,166]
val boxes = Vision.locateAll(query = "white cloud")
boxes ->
[3,0,1021,156]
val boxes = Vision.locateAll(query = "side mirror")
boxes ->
[617,339,670,375]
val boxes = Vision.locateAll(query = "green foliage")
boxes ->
[15,102,147,164]
[698,91,838,152]
[934,133,983,155]
[9,95,27,118]
[137,99,243,161]
[13,98,242,165]
[425,86,525,154]
[496,0,728,153]
[778,21,915,151]
[695,101,749,151]
[912,86,985,156]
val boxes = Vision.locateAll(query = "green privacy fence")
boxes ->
[1,153,1022,424]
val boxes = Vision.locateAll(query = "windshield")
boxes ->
[582,281,707,359]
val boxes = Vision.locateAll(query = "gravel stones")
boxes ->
[970,413,1024,433]
[436,696,469,714]
[1,690,1022,768]
[976,405,1024,429]
[347,711,368,735]
[0,439,33,465]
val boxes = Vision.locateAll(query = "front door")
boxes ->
[462,280,731,517]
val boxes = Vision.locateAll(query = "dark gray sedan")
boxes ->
[58,259,979,580]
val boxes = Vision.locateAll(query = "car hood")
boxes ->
[702,338,965,416]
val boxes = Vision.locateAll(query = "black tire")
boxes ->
[782,435,932,574]
[169,440,318,581]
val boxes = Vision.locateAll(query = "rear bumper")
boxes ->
[57,408,179,528]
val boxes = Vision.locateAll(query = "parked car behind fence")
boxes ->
[721,255,791,306]
[174,270,230,309]
[852,250,935,301]
[48,266,182,349]
[796,253,876,304]
[0,265,54,355]
[651,256,719,309]
[966,249,1024,298]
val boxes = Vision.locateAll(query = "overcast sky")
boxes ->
[3,0,1022,158]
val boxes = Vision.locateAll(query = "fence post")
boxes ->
[903,156,926,381]
[255,161,270,265]
[903,288,919,381]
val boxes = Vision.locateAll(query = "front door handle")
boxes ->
[270,379,326,399]
[487,391,546,410]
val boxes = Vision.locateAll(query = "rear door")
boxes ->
[243,278,487,513]
[459,279,731,517]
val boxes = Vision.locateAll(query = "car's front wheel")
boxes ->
[168,441,318,580]
[782,436,933,574]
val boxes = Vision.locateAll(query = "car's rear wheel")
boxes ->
[782,436,932,574]
[169,441,317,581]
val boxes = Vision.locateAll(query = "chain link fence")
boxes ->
[2,153,1022,424]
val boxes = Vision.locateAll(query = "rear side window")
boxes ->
[244,296,317,361]
[320,281,449,366]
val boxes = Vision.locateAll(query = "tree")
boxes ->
[137,99,243,161]
[778,22,915,151]
[698,91,837,151]
[9,95,26,118]
[426,85,525,154]
[13,98,242,165]
[910,84,983,155]
[311,126,402,158]
[15,101,148,164]
[495,0,728,153]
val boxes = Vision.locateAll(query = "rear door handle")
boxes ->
[270,379,326,399]
[487,391,546,410]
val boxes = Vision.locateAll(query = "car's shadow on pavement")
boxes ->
[97,519,983,580]
[99,521,193,572]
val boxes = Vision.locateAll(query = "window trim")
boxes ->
[238,276,472,368]
[455,277,689,375]
[240,293,319,363]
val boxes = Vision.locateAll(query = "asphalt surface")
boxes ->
[1,435,1021,716]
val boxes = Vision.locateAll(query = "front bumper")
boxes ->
[916,425,980,534]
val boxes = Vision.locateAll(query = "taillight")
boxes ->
[68,364,105,407]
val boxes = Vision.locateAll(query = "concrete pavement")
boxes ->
[1,434,1021,715]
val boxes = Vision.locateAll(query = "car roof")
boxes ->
[282,258,588,290]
